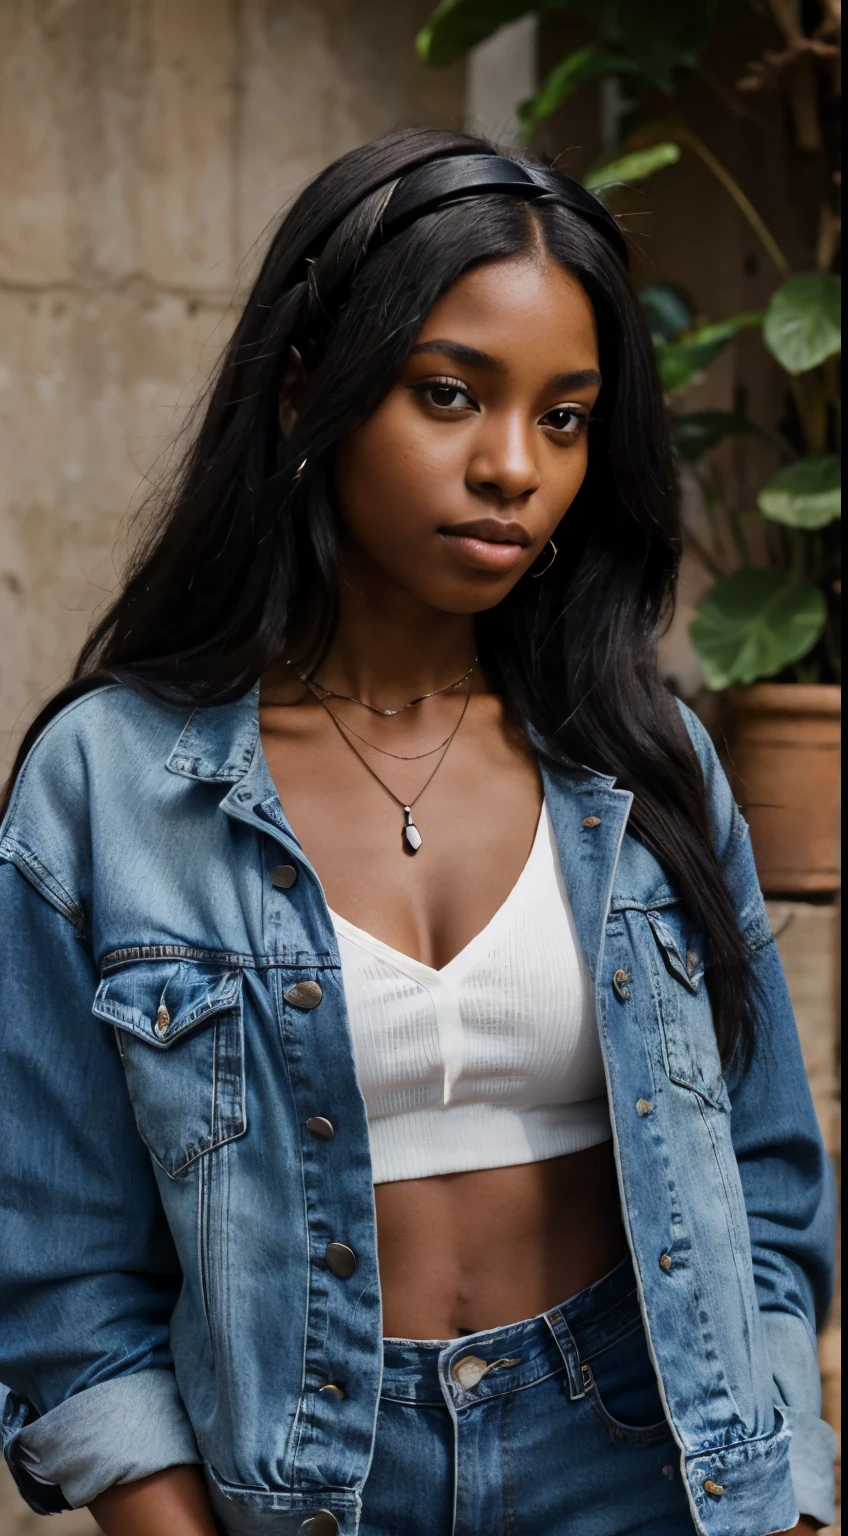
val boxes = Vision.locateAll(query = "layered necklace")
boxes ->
[300,658,477,854]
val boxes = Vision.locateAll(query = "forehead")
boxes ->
[415,255,599,363]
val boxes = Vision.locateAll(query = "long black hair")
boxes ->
[4,127,755,1067]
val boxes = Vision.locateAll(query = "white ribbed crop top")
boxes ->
[330,802,611,1184]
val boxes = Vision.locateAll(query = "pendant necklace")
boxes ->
[312,687,471,854]
[301,656,477,716]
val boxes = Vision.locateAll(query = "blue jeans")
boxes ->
[361,1258,694,1535]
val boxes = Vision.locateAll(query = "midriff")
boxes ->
[375,1141,628,1340]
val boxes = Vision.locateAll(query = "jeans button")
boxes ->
[271,864,298,889]
[450,1354,488,1390]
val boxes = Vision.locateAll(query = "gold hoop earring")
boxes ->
[530,538,558,578]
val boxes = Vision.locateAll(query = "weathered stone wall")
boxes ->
[0,3,461,1528]
[0,0,463,773]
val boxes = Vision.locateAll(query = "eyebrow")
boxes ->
[409,339,601,392]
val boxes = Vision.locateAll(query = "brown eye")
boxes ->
[428,384,471,409]
[544,407,586,435]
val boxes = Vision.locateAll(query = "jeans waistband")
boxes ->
[379,1255,642,1407]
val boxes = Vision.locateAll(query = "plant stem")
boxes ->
[669,128,792,278]
[790,371,828,456]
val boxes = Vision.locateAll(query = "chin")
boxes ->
[407,573,520,615]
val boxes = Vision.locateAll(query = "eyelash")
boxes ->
[412,376,590,437]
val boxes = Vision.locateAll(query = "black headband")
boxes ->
[380,153,628,267]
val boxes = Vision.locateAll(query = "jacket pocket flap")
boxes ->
[646,910,704,993]
[93,962,242,1048]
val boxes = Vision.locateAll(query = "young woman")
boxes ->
[0,129,835,1536]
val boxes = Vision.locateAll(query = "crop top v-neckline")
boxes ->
[327,798,610,1183]
[328,798,548,982]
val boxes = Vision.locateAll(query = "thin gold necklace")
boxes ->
[309,688,467,761]
[313,688,471,853]
[301,656,478,717]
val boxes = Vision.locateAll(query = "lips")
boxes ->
[438,517,533,575]
[441,518,531,546]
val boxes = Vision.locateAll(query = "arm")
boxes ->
[679,704,837,1531]
[0,861,203,1513]
[90,1465,217,1535]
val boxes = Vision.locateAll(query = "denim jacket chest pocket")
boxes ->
[92,958,246,1177]
[642,906,728,1112]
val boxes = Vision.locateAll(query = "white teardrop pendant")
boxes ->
[402,805,422,853]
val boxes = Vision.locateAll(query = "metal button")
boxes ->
[659,1252,673,1272]
[318,1382,345,1400]
[581,815,602,828]
[283,980,323,1010]
[636,1098,654,1117]
[306,1116,335,1142]
[271,864,298,890]
[155,1005,170,1035]
[703,1480,725,1499]
[325,1242,357,1279]
[298,1514,339,1536]
[612,968,631,1001]
[450,1354,489,1390]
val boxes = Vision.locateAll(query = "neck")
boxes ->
[309,567,477,712]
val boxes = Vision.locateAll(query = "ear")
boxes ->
[279,346,307,437]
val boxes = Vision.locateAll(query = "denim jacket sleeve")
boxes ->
[0,854,200,1511]
[678,702,837,1527]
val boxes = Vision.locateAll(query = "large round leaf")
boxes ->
[691,569,827,689]
[763,273,841,374]
[758,456,841,529]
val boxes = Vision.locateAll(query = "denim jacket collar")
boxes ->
[165,685,619,791]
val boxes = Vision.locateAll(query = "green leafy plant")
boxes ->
[417,0,841,690]
[668,273,841,688]
[416,0,716,126]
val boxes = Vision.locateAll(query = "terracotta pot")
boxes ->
[722,684,841,894]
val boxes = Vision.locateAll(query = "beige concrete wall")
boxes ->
[0,5,460,1523]
[0,0,463,774]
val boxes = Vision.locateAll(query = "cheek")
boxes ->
[335,405,453,552]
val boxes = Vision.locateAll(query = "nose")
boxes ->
[466,414,541,502]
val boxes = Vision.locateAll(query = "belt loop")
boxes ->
[544,1308,588,1401]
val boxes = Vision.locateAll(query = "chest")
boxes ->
[259,698,543,970]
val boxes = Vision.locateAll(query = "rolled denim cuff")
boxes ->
[784,1409,838,1529]
[763,1309,837,1527]
[16,1368,200,1507]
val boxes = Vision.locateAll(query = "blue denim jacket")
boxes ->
[0,684,836,1536]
